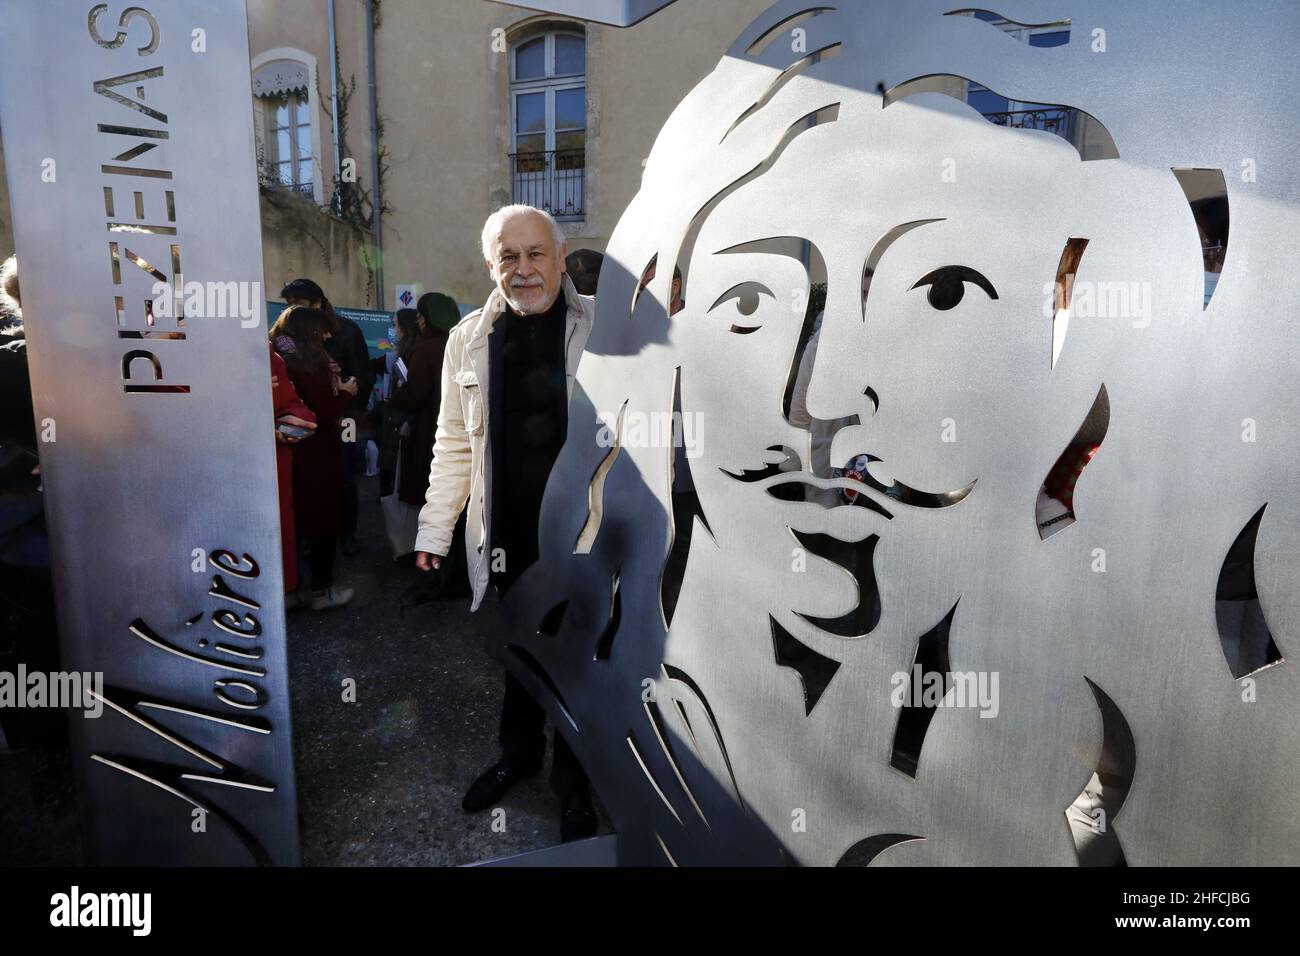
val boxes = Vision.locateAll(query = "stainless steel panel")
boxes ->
[498,0,1300,865]
[0,0,299,865]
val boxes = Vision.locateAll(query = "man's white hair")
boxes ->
[480,204,565,262]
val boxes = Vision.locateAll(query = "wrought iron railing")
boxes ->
[256,158,315,201]
[509,149,586,219]
[981,107,1074,140]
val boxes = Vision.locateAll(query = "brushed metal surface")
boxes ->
[0,0,299,865]
[497,0,1300,865]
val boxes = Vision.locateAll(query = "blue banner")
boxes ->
[267,301,476,359]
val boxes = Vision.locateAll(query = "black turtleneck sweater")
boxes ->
[489,291,568,590]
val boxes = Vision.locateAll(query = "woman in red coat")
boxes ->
[270,344,316,594]
[271,305,356,611]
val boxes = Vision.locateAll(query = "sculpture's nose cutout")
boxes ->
[779,251,828,429]
[802,220,946,430]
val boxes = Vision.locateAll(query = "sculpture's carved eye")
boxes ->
[709,280,775,333]
[910,265,998,311]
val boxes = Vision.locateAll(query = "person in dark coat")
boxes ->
[565,248,604,296]
[280,278,373,556]
[374,308,420,498]
[0,254,64,747]
[389,296,453,505]
[394,293,469,594]
[270,305,355,611]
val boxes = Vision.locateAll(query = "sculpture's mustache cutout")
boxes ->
[855,455,977,509]
[719,444,792,482]
[765,476,894,520]
[726,445,975,513]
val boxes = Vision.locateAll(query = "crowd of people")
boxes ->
[267,278,473,612]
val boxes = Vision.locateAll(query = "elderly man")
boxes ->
[414,204,597,841]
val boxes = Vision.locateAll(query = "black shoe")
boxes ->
[439,574,473,600]
[462,758,541,813]
[341,538,361,557]
[560,790,598,842]
[399,575,444,616]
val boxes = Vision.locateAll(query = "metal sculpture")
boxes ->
[497,0,1300,865]
[0,0,299,864]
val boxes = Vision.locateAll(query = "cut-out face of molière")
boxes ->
[673,87,1163,643]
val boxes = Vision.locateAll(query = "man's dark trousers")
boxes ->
[494,573,587,801]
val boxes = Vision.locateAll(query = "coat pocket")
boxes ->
[457,376,484,435]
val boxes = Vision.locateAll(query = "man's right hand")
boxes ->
[415,552,442,571]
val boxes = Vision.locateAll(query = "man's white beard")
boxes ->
[506,280,549,314]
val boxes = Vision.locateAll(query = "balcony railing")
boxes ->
[257,161,316,200]
[981,107,1075,141]
[510,149,585,220]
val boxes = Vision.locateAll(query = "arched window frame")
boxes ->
[251,47,325,205]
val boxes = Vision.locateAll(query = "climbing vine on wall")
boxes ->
[257,26,389,304]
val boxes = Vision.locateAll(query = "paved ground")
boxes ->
[0,745,80,865]
[288,474,586,866]
[0,474,598,866]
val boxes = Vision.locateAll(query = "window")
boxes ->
[251,54,319,201]
[963,13,1074,141]
[510,30,586,220]
[264,90,313,195]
